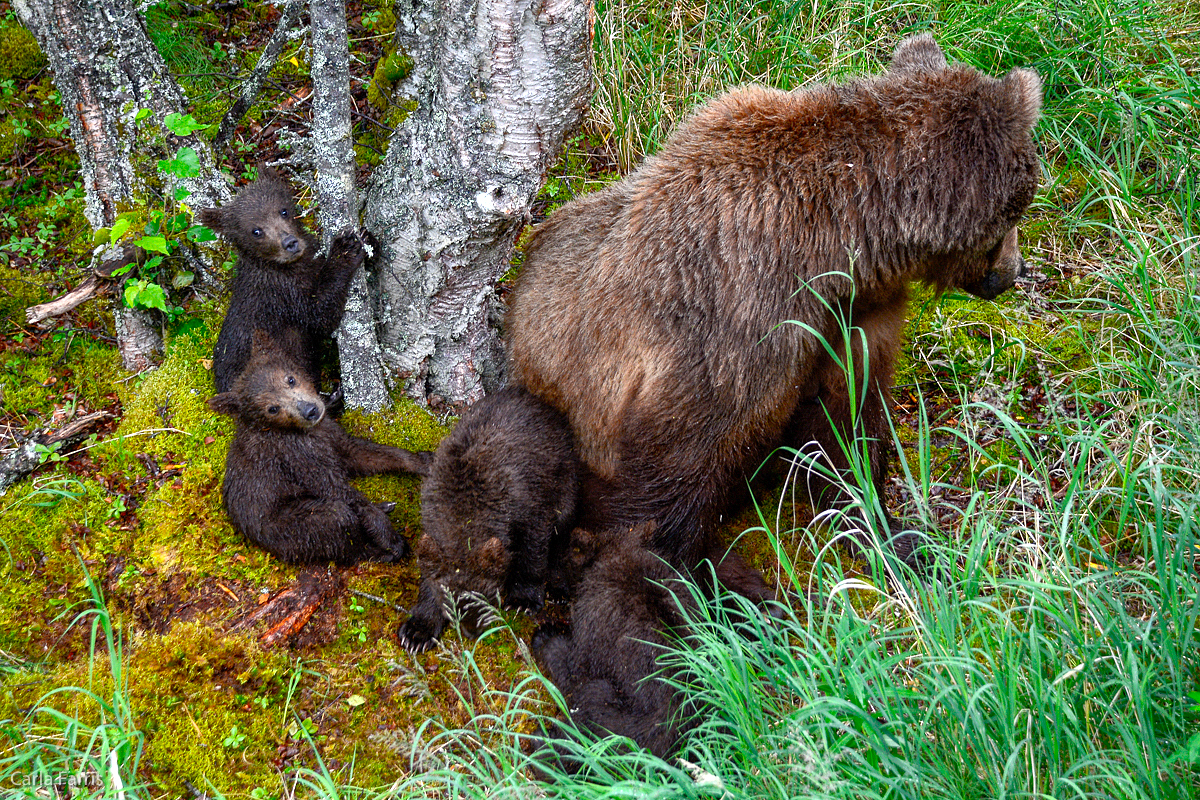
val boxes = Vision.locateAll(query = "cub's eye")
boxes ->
[280,208,289,219]
[252,228,263,238]
[286,375,296,387]
[267,405,280,415]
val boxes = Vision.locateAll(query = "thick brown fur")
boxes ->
[531,522,696,763]
[202,166,370,393]
[506,35,1042,571]
[397,387,579,652]
[208,332,431,565]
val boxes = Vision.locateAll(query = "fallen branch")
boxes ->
[227,569,344,646]
[25,245,143,326]
[0,410,115,494]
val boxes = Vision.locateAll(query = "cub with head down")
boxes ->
[396,387,580,652]
[208,332,431,565]
[201,165,371,394]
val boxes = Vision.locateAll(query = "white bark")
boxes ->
[13,0,230,371]
[311,0,391,411]
[365,0,592,408]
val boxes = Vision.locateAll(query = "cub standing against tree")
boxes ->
[201,165,370,394]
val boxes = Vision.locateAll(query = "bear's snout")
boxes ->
[298,400,324,424]
[283,234,300,254]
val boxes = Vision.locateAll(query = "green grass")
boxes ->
[2,0,1199,796]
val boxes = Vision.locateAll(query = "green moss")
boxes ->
[0,117,27,160]
[125,623,295,793]
[366,48,414,112]
[0,21,46,81]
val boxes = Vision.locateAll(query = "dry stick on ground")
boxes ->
[227,569,344,646]
[213,0,304,152]
[25,246,147,325]
[0,411,115,493]
[311,0,391,411]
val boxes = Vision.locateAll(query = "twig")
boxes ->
[213,0,305,151]
[0,410,114,494]
[350,588,409,614]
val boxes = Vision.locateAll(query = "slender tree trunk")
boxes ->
[364,0,592,410]
[310,0,392,411]
[13,0,229,371]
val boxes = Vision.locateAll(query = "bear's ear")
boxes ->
[1001,67,1043,131]
[478,536,508,563]
[197,207,224,233]
[890,33,947,73]
[631,520,658,544]
[255,162,280,183]
[248,329,274,359]
[207,392,240,417]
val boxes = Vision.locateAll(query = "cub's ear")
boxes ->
[890,33,947,73]
[255,162,280,183]
[197,207,224,232]
[1001,67,1043,131]
[207,392,240,417]
[249,329,274,359]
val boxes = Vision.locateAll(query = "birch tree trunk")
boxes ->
[364,0,592,410]
[12,0,229,371]
[310,0,391,411]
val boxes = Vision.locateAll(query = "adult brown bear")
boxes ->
[506,35,1042,572]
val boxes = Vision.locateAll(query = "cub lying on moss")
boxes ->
[208,331,430,565]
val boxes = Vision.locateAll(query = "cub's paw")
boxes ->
[330,229,367,269]
[357,228,380,257]
[504,583,546,613]
[320,386,344,418]
[397,615,442,653]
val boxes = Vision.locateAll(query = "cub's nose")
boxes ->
[1016,256,1029,278]
[298,401,323,423]
[282,234,300,253]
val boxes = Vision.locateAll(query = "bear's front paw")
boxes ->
[397,615,443,653]
[504,583,545,613]
[330,229,367,269]
[384,533,411,561]
[357,228,380,257]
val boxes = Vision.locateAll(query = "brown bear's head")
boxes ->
[207,331,325,429]
[415,529,510,600]
[886,35,1042,302]
[198,165,311,266]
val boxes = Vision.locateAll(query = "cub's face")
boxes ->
[961,227,1027,301]
[198,167,309,266]
[208,361,325,430]
[416,528,510,599]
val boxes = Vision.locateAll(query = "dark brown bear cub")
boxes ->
[396,387,579,653]
[208,332,431,565]
[532,522,696,763]
[201,166,370,394]
[507,35,1043,573]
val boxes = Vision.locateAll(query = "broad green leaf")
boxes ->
[133,236,169,255]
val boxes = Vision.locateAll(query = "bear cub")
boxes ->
[531,521,696,763]
[396,386,580,653]
[208,331,432,565]
[201,165,371,394]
